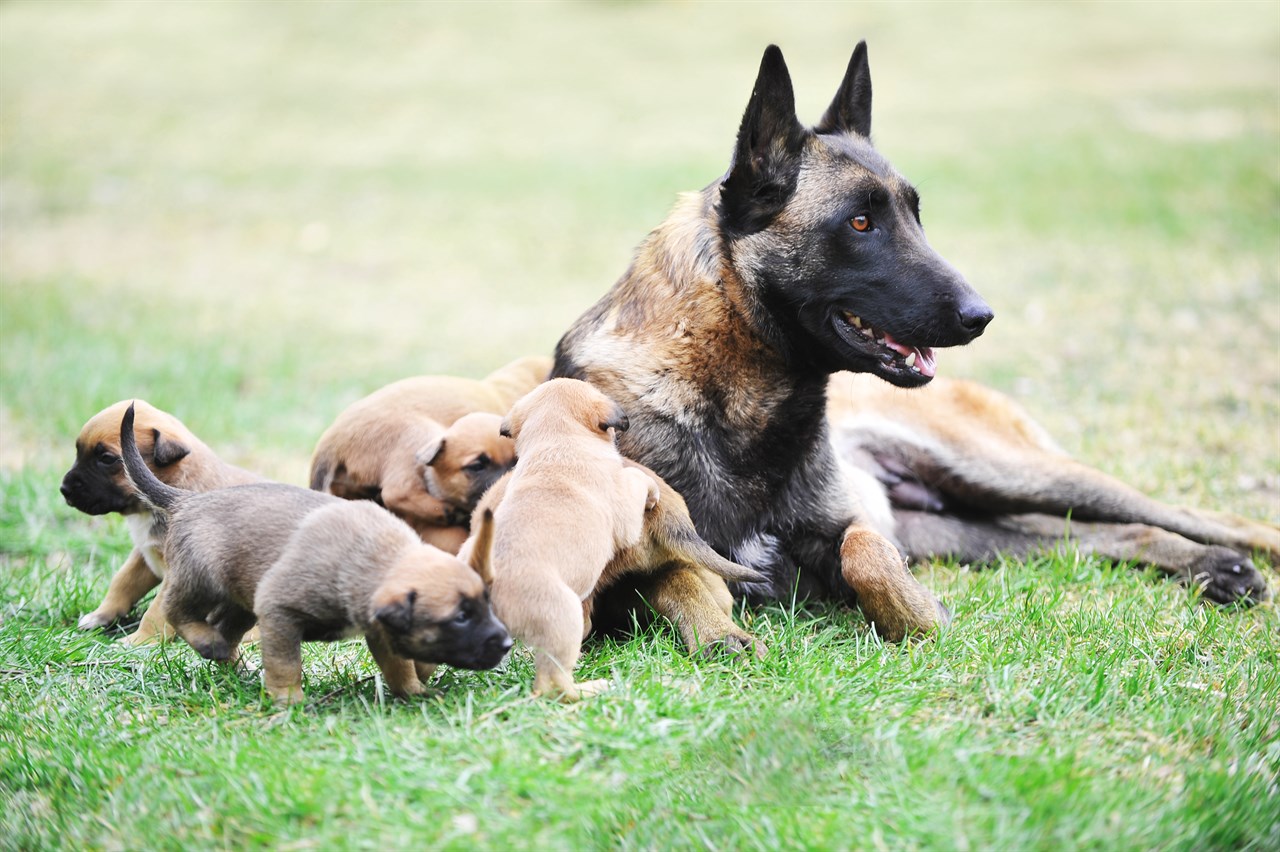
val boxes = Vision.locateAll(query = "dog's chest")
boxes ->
[125,512,169,578]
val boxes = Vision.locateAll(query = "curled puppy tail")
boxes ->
[119,402,185,513]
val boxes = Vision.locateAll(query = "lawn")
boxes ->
[2,1,1278,849]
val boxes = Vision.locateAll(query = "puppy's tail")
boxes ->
[466,508,496,586]
[120,402,185,513]
[660,511,764,584]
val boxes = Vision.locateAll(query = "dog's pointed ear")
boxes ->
[416,436,445,468]
[150,428,190,467]
[719,44,806,234]
[498,416,514,440]
[599,402,629,434]
[373,588,416,634]
[815,41,872,137]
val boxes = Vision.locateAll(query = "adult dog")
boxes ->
[554,43,1273,645]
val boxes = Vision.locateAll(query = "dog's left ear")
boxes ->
[466,508,496,586]
[416,437,445,468]
[599,402,629,434]
[815,40,872,137]
[498,416,515,440]
[719,44,806,235]
[150,429,190,467]
[372,588,416,634]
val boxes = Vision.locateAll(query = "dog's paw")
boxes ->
[267,685,306,706]
[77,609,118,631]
[695,631,767,661]
[1187,548,1271,606]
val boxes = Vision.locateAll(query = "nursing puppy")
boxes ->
[473,458,766,657]
[309,355,550,550]
[480,378,659,702]
[118,404,511,705]
[60,399,259,645]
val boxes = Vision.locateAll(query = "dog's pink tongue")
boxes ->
[882,333,938,378]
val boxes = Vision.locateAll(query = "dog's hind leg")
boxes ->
[840,524,951,642]
[894,510,1272,604]
[642,565,766,658]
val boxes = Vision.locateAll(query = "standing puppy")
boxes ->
[310,355,550,549]
[483,379,659,702]
[60,399,259,644]
[118,404,511,705]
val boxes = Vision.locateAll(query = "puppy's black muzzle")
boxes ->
[60,469,130,515]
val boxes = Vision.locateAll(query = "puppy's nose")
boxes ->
[956,300,994,337]
[59,480,74,500]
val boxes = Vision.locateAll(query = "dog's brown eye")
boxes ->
[462,455,489,473]
[97,453,120,468]
[850,215,872,233]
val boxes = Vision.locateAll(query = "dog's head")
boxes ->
[718,43,993,388]
[370,513,511,670]
[499,378,628,446]
[60,399,194,516]
[415,412,515,515]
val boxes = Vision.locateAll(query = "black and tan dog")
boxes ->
[119,404,511,704]
[60,399,259,645]
[309,355,549,552]
[554,42,1274,645]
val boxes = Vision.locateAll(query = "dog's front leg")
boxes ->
[257,617,307,705]
[840,524,950,642]
[79,548,160,631]
[365,627,424,699]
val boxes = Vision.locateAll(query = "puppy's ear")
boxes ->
[466,508,496,586]
[719,44,806,235]
[599,402,629,434]
[815,40,872,137]
[498,416,515,440]
[372,588,417,634]
[416,437,445,468]
[150,429,191,467]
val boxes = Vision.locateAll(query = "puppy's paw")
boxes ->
[267,685,306,706]
[1188,548,1271,606]
[574,678,611,700]
[77,609,118,631]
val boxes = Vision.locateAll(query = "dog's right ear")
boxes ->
[150,428,190,467]
[599,402,629,434]
[498,416,515,441]
[719,44,806,235]
[373,588,417,634]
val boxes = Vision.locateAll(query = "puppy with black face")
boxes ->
[118,404,510,706]
[60,399,258,644]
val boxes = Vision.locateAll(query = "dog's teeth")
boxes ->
[905,352,916,368]
[852,315,863,329]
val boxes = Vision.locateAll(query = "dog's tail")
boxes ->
[120,402,185,513]
[465,508,496,586]
[659,510,764,584]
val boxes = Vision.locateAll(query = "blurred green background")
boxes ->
[2,0,1277,511]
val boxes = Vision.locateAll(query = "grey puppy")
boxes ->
[119,403,511,705]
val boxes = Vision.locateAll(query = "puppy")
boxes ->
[309,355,551,549]
[118,404,511,705]
[474,458,767,656]
[60,399,259,645]
[465,378,660,702]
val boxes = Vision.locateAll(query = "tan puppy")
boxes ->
[467,378,660,702]
[60,399,259,645]
[118,404,511,705]
[309,355,551,549]
[475,458,767,657]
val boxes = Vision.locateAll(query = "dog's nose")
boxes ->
[957,301,994,337]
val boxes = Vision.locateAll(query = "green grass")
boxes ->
[2,1,1278,849]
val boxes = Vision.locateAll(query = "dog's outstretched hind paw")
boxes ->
[1188,547,1271,606]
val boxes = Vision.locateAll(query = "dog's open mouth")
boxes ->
[833,311,937,379]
